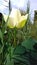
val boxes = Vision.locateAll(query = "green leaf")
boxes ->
[0,46,3,54]
[13,45,26,55]
[0,30,3,44]
[22,37,36,50]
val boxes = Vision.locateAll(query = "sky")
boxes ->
[0,0,37,21]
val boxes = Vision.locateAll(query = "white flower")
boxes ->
[3,8,28,28]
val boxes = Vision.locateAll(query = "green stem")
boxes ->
[13,28,17,47]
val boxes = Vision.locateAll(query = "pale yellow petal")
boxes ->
[20,14,28,22]
[3,14,14,28]
[10,8,21,26]
[7,17,14,28]
[16,14,28,28]
[16,20,26,28]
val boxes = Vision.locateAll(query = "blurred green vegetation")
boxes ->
[0,0,37,65]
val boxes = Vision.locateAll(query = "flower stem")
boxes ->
[13,27,17,47]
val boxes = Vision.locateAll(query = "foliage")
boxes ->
[0,0,37,65]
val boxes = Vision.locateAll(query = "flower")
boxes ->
[3,8,28,28]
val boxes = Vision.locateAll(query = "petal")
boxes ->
[16,20,26,28]
[3,14,14,28]
[7,17,15,28]
[10,8,21,26]
[20,14,28,22]
[16,14,28,28]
